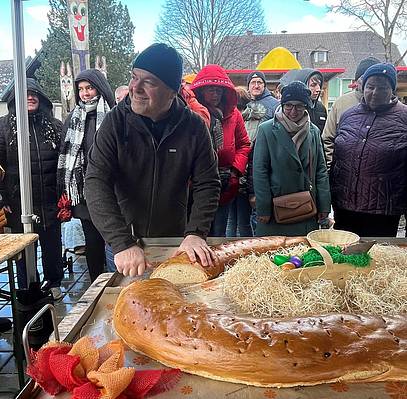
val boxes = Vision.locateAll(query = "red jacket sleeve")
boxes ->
[232,110,251,175]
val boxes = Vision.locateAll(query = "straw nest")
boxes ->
[223,244,407,318]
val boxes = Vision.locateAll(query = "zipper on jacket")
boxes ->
[32,122,46,230]
[146,136,158,236]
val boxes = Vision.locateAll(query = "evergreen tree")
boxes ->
[36,0,135,101]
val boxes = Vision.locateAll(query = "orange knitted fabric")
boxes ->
[27,337,181,399]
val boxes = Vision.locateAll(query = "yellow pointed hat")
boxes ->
[257,47,301,70]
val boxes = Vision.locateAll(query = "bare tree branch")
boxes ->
[155,0,266,71]
[331,0,407,63]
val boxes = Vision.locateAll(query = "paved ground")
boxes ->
[0,250,91,398]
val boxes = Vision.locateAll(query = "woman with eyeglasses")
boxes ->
[191,65,251,236]
[253,81,331,236]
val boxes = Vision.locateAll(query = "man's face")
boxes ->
[129,68,176,121]
[364,75,393,110]
[27,91,39,113]
[78,80,98,103]
[308,77,321,100]
[201,86,224,108]
[248,78,265,99]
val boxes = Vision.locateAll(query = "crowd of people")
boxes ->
[0,43,406,299]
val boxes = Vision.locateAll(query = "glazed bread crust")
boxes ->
[114,278,407,387]
[151,236,308,282]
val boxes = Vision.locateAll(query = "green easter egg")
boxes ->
[273,254,290,266]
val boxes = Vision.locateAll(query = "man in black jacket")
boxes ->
[85,44,220,277]
[0,79,64,300]
[280,68,327,133]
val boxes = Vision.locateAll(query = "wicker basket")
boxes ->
[306,229,360,248]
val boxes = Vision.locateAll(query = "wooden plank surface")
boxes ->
[0,234,38,264]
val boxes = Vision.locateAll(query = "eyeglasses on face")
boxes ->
[283,103,306,112]
[249,80,265,86]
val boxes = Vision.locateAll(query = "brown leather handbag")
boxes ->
[273,190,316,224]
[272,149,316,224]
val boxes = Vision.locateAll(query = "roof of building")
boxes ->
[0,60,14,96]
[0,54,39,101]
[222,31,404,79]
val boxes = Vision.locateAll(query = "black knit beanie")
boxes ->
[362,62,397,91]
[355,56,381,81]
[247,71,266,87]
[132,43,183,92]
[281,81,312,108]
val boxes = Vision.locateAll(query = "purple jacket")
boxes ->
[331,98,407,215]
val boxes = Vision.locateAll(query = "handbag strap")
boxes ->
[307,147,313,191]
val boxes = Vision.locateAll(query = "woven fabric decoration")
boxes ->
[26,336,181,398]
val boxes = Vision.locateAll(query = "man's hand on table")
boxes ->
[174,234,217,267]
[114,245,152,277]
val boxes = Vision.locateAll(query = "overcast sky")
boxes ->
[0,0,406,61]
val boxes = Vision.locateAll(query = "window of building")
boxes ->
[252,52,266,65]
[313,51,328,63]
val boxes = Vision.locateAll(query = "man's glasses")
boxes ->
[283,103,306,112]
[249,80,265,87]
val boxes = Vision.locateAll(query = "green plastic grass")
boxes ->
[301,245,371,268]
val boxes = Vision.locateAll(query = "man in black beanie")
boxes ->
[247,70,279,120]
[85,43,220,277]
[322,56,380,170]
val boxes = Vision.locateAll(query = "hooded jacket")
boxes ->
[0,78,62,230]
[280,68,327,133]
[85,95,220,254]
[251,88,279,120]
[60,69,115,219]
[191,65,251,205]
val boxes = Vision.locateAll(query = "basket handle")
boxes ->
[307,239,334,269]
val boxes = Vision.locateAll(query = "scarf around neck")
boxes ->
[8,112,59,149]
[57,95,110,205]
[275,105,310,152]
[208,107,224,152]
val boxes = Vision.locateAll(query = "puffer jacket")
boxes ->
[331,98,407,215]
[0,78,62,230]
[280,68,327,133]
[191,65,251,205]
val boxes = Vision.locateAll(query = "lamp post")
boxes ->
[10,0,37,286]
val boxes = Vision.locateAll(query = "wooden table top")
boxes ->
[0,233,38,264]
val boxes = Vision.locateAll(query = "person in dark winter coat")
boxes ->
[246,71,279,120]
[57,68,115,282]
[85,44,220,278]
[322,57,380,170]
[0,78,64,298]
[192,64,251,237]
[331,63,407,237]
[253,81,331,237]
[280,68,327,133]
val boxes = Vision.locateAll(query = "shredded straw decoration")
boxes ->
[223,244,407,318]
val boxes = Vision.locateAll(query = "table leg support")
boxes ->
[7,259,25,389]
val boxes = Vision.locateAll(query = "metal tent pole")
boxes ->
[10,0,37,286]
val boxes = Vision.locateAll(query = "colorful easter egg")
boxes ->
[273,255,290,266]
[289,256,302,268]
[281,262,296,270]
